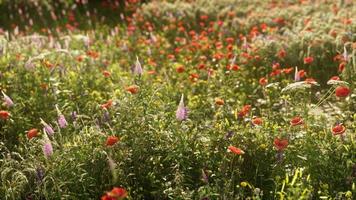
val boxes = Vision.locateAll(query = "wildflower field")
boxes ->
[0,0,355,199]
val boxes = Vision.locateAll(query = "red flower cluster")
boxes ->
[290,116,303,126]
[228,146,245,155]
[27,128,39,140]
[303,56,314,64]
[101,100,113,109]
[101,187,127,200]
[274,138,288,151]
[106,136,119,146]
[331,124,346,135]
[252,117,263,126]
[335,86,350,98]
[126,85,139,94]
[238,105,251,118]
[0,110,10,120]
[259,77,268,86]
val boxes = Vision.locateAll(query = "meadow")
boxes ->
[0,0,355,199]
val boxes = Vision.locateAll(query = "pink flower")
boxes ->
[41,119,54,136]
[58,114,68,128]
[43,141,53,158]
[56,105,68,128]
[294,67,300,82]
[2,91,14,107]
[133,56,143,75]
[176,94,188,121]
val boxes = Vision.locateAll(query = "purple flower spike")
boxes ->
[343,46,348,61]
[2,91,14,107]
[176,94,188,121]
[58,114,68,128]
[41,119,54,136]
[294,66,300,82]
[43,141,53,158]
[133,56,143,75]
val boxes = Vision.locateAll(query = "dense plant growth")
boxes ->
[0,0,355,199]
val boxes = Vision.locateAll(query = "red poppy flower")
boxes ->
[259,77,268,86]
[238,105,251,118]
[200,15,208,21]
[290,116,303,126]
[335,86,350,97]
[331,124,346,135]
[273,17,285,25]
[228,146,245,155]
[272,63,280,70]
[76,55,84,62]
[225,37,234,44]
[260,23,268,32]
[106,136,119,146]
[298,70,306,78]
[270,69,281,77]
[167,54,175,60]
[215,98,224,106]
[27,128,39,140]
[86,50,99,59]
[101,187,127,200]
[101,100,113,109]
[252,117,263,126]
[126,85,139,94]
[274,138,288,151]
[329,76,340,81]
[103,70,111,77]
[305,78,317,85]
[189,73,199,82]
[231,64,240,71]
[176,66,185,73]
[282,67,293,74]
[304,57,314,64]
[329,30,337,37]
[197,63,205,70]
[0,110,10,120]
[278,49,286,59]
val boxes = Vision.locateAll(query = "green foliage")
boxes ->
[0,0,355,199]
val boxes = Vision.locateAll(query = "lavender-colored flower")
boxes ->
[133,56,143,75]
[43,141,53,158]
[343,46,348,61]
[176,94,188,121]
[41,119,54,136]
[294,66,300,82]
[58,114,68,128]
[2,91,14,107]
